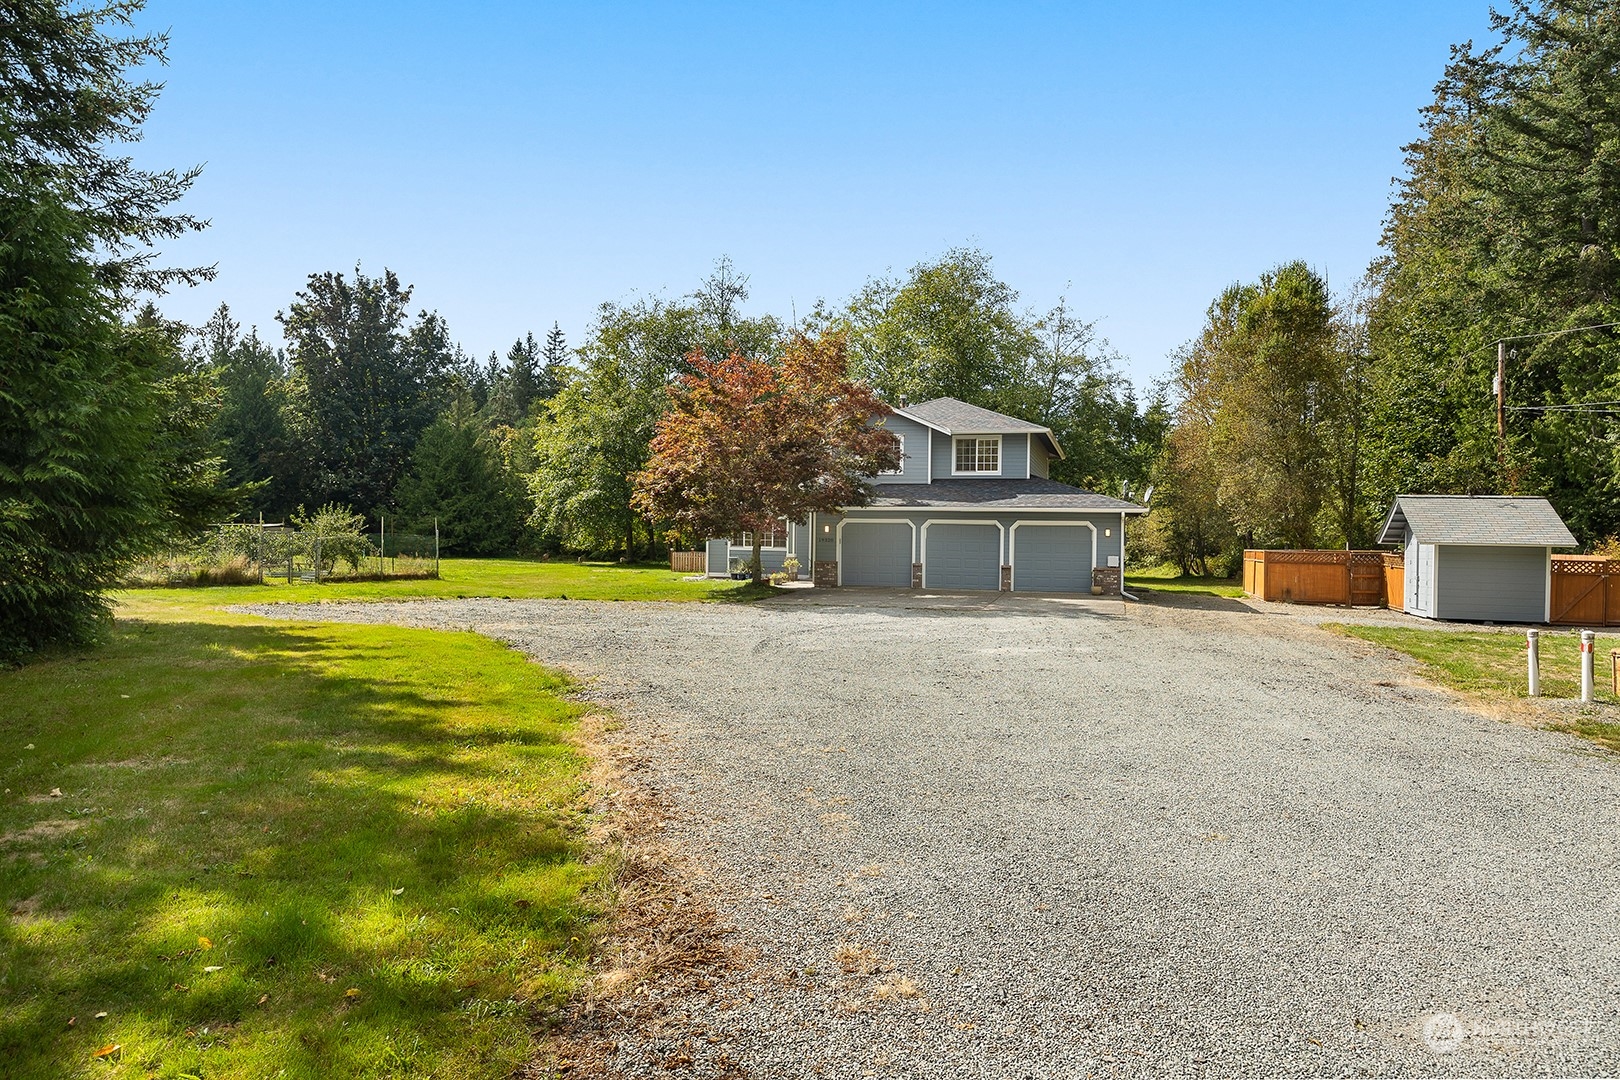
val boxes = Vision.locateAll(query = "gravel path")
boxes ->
[241,592,1620,1078]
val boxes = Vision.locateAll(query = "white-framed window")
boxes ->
[952,436,1001,475]
[878,434,906,475]
[731,518,789,549]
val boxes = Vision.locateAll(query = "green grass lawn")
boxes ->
[1334,624,1620,752]
[117,556,770,620]
[1,600,604,1078]
[1124,564,1246,598]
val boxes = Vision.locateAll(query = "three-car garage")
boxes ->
[828,507,1129,594]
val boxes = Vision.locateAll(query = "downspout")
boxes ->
[1120,509,1140,601]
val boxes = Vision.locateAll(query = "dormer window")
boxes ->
[952,436,1000,475]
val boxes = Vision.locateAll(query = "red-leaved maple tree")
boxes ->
[632,331,902,582]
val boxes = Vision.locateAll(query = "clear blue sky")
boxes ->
[137,1,1497,387]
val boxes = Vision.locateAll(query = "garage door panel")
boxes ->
[1014,525,1091,592]
[925,524,1001,591]
[841,523,912,586]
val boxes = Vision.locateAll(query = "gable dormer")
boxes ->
[873,397,1063,484]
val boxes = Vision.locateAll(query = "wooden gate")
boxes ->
[1348,552,1385,606]
[1550,556,1620,625]
[1383,553,1405,612]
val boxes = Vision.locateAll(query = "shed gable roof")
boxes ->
[893,397,1065,459]
[1377,495,1577,547]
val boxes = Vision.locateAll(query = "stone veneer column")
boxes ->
[911,563,923,588]
[1092,566,1122,595]
[1000,564,1013,591]
[814,560,839,588]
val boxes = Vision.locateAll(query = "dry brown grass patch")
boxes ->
[833,942,883,976]
[533,712,741,1079]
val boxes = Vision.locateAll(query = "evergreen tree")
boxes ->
[507,331,543,416]
[196,303,303,516]
[0,1,215,660]
[278,267,453,516]
[1366,0,1620,543]
[540,322,569,399]
[393,403,527,555]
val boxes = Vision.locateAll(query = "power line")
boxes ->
[1467,321,1620,360]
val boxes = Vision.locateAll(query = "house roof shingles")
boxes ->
[898,398,1051,435]
[1377,495,1577,547]
[868,477,1146,513]
[895,397,1065,459]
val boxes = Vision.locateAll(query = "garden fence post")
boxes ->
[1580,629,1595,703]
[434,517,440,578]
[1526,629,1540,697]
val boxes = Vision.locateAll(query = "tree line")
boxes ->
[1146,1,1620,574]
[197,250,1163,561]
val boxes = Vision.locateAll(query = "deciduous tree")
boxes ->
[632,331,900,582]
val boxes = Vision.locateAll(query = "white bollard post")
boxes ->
[1580,630,1596,703]
[1527,629,1541,697]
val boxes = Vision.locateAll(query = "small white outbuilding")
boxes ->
[1378,495,1577,622]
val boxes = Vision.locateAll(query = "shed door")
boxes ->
[1416,543,1437,617]
[840,522,912,586]
[1013,525,1091,592]
[925,523,1001,591]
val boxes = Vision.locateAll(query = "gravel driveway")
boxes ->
[242,591,1620,1078]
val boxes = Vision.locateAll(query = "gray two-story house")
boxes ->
[705,397,1147,594]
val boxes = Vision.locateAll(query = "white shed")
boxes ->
[1377,495,1577,622]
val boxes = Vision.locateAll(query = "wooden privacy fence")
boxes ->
[1550,556,1620,625]
[1247,550,1618,620]
[669,550,706,574]
[1243,550,1399,607]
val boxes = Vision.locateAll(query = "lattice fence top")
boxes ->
[1244,549,1393,565]
[1552,557,1616,576]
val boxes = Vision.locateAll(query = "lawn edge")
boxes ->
[1322,621,1620,756]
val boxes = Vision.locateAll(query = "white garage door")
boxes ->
[924,524,1001,591]
[841,522,913,586]
[1013,525,1092,592]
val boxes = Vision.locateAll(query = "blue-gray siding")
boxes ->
[924,523,1001,590]
[871,414,933,485]
[1011,524,1091,592]
[841,522,913,586]
[1434,545,1548,622]
[1030,439,1051,479]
